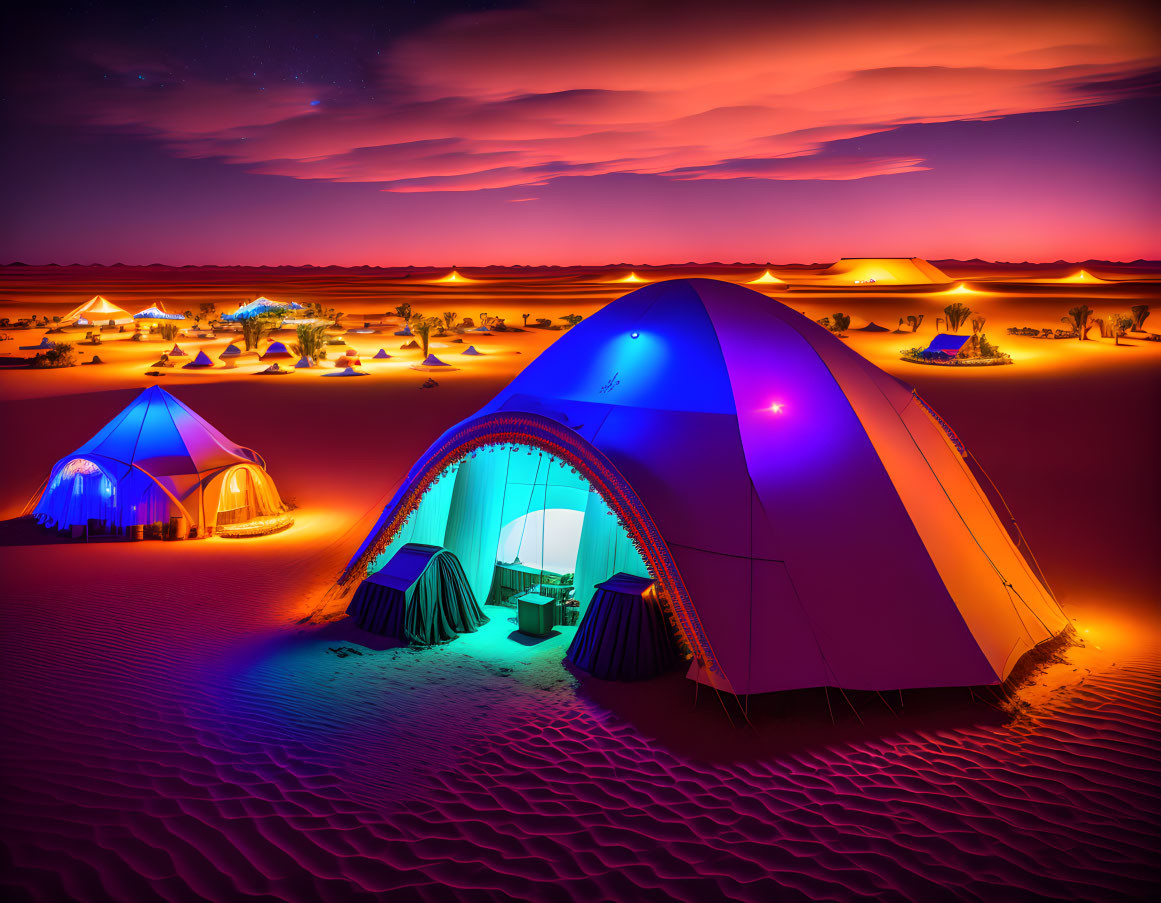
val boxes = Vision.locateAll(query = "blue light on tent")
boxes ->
[310,100,321,106]
[630,331,640,339]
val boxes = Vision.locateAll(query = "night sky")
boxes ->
[2,0,1159,265]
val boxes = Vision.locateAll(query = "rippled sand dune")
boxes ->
[1,266,1159,901]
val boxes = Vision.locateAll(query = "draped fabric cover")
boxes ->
[38,459,118,529]
[442,449,510,604]
[566,573,679,680]
[368,465,458,575]
[572,491,650,618]
[347,544,488,645]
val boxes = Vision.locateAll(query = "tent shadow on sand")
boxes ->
[0,516,76,547]
[568,661,1011,764]
[566,628,1073,764]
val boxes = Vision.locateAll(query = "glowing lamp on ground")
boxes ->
[618,272,645,283]
[630,331,640,339]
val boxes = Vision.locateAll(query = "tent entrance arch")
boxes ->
[339,412,714,675]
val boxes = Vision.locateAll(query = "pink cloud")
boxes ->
[56,0,1161,191]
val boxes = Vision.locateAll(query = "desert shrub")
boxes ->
[394,302,412,321]
[1130,304,1150,331]
[560,314,583,327]
[159,323,180,341]
[241,314,277,350]
[30,342,76,368]
[291,322,329,361]
[1062,304,1096,341]
[830,313,850,333]
[906,314,924,332]
[944,302,971,333]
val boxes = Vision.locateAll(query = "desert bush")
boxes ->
[560,314,583,328]
[241,314,277,350]
[442,311,458,331]
[944,302,971,333]
[291,322,329,361]
[830,313,850,333]
[412,317,434,357]
[30,342,76,368]
[394,302,412,321]
[1130,304,1150,331]
[159,323,179,341]
[906,314,924,332]
[1062,304,1096,341]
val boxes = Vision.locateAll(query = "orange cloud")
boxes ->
[62,0,1160,192]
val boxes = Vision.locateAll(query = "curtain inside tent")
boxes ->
[368,464,459,576]
[214,465,285,526]
[573,490,651,617]
[34,459,117,529]
[443,448,512,604]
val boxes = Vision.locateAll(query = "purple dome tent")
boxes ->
[339,279,1066,695]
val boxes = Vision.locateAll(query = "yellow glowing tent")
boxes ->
[64,296,132,324]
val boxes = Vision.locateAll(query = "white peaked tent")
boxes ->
[33,386,285,536]
[340,279,1067,695]
[63,296,132,324]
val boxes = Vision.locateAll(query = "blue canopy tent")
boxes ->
[220,297,304,322]
[339,279,1066,694]
[32,386,286,538]
[924,334,971,357]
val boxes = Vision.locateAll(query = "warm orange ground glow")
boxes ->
[748,270,785,285]
[432,270,475,283]
[616,272,646,283]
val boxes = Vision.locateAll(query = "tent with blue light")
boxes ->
[337,278,1067,694]
[32,386,286,539]
[220,297,303,321]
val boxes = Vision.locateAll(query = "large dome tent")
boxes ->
[33,386,286,538]
[338,279,1066,695]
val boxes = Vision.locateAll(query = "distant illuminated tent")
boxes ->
[414,354,453,369]
[32,386,285,537]
[1055,270,1112,284]
[924,334,971,358]
[339,278,1066,695]
[373,348,392,360]
[182,350,214,368]
[401,340,420,349]
[432,269,475,283]
[747,270,786,285]
[220,297,304,321]
[133,306,184,321]
[461,346,482,355]
[64,296,131,325]
[294,356,317,369]
[615,271,646,283]
[260,341,294,360]
[810,258,952,286]
[943,283,981,295]
[167,344,189,357]
[857,322,889,332]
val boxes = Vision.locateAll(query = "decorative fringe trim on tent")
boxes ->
[338,411,721,679]
[912,392,966,456]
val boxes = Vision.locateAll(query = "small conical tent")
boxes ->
[339,278,1067,695]
[33,386,285,536]
[63,296,131,324]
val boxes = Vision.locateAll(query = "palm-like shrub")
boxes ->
[830,313,850,334]
[442,311,458,331]
[560,314,583,328]
[1130,304,1150,331]
[1062,304,1095,340]
[394,303,412,322]
[906,314,924,332]
[944,302,971,333]
[241,314,275,350]
[412,317,434,357]
[291,322,329,361]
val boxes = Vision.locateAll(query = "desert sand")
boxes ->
[1,264,1159,901]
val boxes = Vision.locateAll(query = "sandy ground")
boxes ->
[1,266,1159,901]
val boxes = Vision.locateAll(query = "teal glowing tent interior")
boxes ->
[33,386,286,536]
[339,278,1067,695]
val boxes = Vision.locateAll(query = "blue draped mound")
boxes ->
[347,543,488,645]
[566,573,679,680]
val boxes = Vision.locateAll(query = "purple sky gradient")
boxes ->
[2,0,1158,264]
